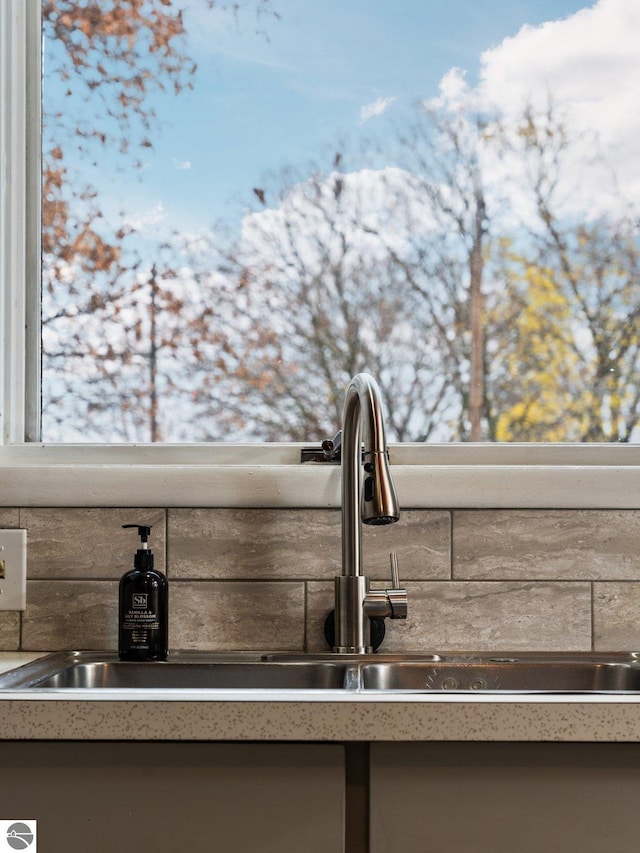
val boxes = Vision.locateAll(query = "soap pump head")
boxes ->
[122,524,154,569]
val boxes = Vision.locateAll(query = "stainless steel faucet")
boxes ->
[333,373,408,654]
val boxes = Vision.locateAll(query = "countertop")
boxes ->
[2,652,640,742]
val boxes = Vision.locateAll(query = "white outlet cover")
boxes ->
[0,529,27,610]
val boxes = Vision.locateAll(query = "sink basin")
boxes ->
[0,652,347,691]
[29,662,347,690]
[360,658,640,692]
[1,651,639,693]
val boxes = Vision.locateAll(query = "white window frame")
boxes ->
[1,0,639,509]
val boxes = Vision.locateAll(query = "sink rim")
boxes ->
[2,650,640,694]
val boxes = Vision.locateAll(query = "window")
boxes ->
[1,0,639,508]
[40,0,640,445]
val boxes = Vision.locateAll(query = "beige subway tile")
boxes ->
[23,580,118,650]
[306,582,336,653]
[312,581,590,654]
[594,582,640,650]
[169,581,305,651]
[0,613,20,651]
[0,509,19,528]
[307,575,482,654]
[169,509,341,580]
[364,511,450,581]
[169,508,449,582]
[453,510,640,581]
[22,508,166,579]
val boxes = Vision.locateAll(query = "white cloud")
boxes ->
[477,0,640,115]
[425,68,473,112]
[173,158,192,171]
[472,0,640,217]
[238,166,436,293]
[359,95,397,124]
[123,201,167,232]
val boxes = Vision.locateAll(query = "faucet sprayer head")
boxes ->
[361,449,400,525]
[343,373,399,526]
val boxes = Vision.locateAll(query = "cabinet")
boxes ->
[370,742,640,853]
[0,742,345,853]
[7,738,640,852]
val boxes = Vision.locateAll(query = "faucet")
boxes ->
[333,373,408,654]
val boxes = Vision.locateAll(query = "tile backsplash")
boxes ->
[1,507,639,652]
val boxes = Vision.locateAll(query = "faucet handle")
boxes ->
[389,552,400,589]
[387,552,408,620]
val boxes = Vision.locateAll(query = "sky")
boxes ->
[47,0,621,238]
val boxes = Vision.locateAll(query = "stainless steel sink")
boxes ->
[360,656,640,692]
[0,652,347,691]
[1,651,639,693]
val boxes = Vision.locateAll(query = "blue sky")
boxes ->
[160,0,589,226]
[44,0,592,235]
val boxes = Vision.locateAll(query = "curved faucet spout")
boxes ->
[342,373,399,577]
[334,373,405,654]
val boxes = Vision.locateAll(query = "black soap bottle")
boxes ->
[119,524,168,661]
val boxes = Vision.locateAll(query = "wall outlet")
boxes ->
[0,530,27,610]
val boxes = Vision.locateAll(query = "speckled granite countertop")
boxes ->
[1,652,640,742]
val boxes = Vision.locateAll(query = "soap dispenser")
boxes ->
[119,524,168,661]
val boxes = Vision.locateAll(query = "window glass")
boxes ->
[42,0,640,443]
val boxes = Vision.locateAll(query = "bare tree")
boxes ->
[200,158,447,441]
[514,106,640,441]
[42,0,277,440]
[364,101,499,440]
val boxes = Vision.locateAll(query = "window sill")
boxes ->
[1,444,639,508]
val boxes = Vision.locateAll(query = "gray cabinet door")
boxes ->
[371,742,640,853]
[0,742,345,853]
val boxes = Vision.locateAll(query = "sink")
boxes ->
[360,656,640,692]
[0,652,347,691]
[1,651,639,693]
